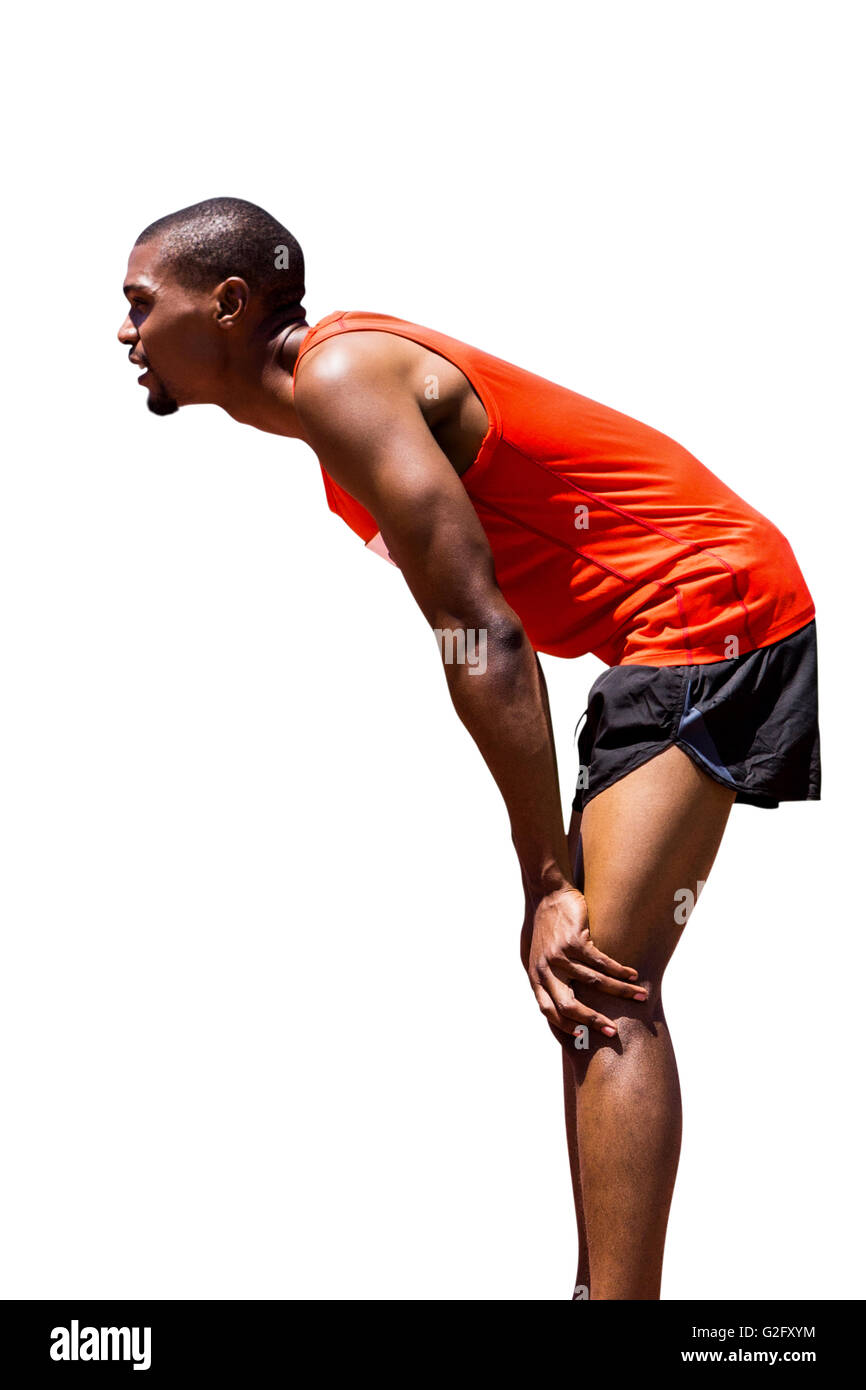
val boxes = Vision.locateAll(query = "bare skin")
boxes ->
[524,746,736,1299]
[118,241,491,466]
[118,239,733,1296]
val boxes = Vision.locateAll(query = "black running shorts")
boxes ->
[571,618,821,813]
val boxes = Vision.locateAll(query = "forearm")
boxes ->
[442,622,572,896]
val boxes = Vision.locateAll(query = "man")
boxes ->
[118,197,820,1300]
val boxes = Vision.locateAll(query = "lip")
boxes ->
[136,368,151,385]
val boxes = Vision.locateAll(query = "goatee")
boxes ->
[146,388,179,416]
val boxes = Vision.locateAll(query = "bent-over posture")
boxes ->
[118,197,821,1299]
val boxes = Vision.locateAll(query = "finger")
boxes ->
[531,982,576,1037]
[537,971,619,1037]
[564,938,640,982]
[551,958,648,1001]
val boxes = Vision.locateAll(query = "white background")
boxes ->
[2,0,862,1300]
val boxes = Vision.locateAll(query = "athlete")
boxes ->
[118,198,821,1300]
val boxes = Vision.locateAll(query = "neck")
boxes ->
[215,308,311,438]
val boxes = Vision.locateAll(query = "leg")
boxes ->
[555,744,735,1299]
[522,813,591,1298]
[562,809,591,1298]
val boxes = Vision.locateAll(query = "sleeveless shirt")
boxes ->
[293,310,815,666]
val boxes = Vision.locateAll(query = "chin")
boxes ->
[146,392,179,417]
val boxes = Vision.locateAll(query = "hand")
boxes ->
[525,886,647,1038]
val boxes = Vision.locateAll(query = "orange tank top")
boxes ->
[293,310,815,666]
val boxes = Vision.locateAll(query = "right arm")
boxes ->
[293,338,643,1035]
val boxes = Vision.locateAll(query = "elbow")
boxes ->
[433,611,527,680]
[492,617,528,654]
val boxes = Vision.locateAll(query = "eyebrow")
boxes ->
[123,282,153,297]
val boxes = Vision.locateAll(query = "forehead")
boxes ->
[125,240,160,285]
[123,238,179,294]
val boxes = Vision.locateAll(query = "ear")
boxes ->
[213,277,250,328]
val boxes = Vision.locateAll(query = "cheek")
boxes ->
[159,318,218,376]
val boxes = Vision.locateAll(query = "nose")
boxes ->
[117,314,137,347]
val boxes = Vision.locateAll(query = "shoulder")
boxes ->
[294,326,422,422]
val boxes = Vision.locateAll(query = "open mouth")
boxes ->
[129,352,151,382]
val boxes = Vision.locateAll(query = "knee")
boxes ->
[550,972,668,1065]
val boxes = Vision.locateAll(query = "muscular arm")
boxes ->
[293,337,644,1034]
[294,339,571,897]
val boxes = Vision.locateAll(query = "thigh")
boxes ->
[568,807,584,889]
[577,742,736,987]
[520,744,735,986]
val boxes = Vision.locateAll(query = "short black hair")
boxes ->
[135,196,305,312]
